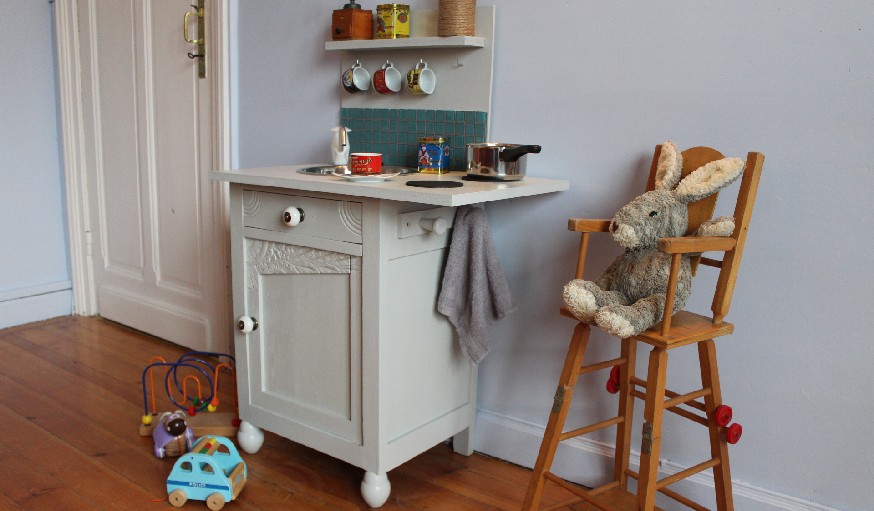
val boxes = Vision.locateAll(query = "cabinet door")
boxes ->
[239,239,362,444]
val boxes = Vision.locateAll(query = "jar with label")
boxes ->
[418,137,450,173]
[376,4,410,39]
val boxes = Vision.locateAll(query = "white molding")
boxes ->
[474,409,840,511]
[0,281,71,303]
[53,0,97,315]
[208,0,234,352]
[0,287,72,330]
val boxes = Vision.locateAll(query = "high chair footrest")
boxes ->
[583,488,666,511]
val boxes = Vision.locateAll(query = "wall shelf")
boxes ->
[325,35,484,51]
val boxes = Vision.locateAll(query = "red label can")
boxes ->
[350,153,383,174]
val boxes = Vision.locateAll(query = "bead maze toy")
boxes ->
[139,352,241,443]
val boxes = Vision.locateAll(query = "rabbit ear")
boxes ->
[654,141,683,190]
[674,157,745,204]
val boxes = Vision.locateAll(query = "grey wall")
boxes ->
[0,0,71,328]
[233,2,872,509]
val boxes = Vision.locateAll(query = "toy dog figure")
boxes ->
[153,411,195,458]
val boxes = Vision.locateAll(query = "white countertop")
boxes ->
[210,165,569,207]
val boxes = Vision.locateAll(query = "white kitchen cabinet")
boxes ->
[214,168,568,506]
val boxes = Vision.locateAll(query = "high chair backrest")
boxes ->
[645,145,725,236]
[644,144,765,324]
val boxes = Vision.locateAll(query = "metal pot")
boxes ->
[466,143,542,181]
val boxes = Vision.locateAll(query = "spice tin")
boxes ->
[418,137,450,173]
[350,152,383,174]
[376,4,410,39]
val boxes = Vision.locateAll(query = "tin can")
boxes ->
[418,137,450,173]
[350,152,383,174]
[376,4,410,39]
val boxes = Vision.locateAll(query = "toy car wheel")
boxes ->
[714,405,733,427]
[168,489,187,508]
[206,492,226,511]
[726,423,743,444]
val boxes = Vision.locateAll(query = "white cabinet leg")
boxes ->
[452,426,475,456]
[236,421,265,454]
[360,471,391,508]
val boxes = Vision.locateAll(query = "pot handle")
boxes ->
[501,144,542,162]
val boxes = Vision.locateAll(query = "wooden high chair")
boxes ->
[522,145,764,511]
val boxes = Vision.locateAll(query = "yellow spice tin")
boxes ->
[376,4,410,39]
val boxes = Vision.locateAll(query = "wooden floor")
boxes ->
[0,316,588,511]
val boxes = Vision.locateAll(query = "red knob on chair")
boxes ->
[714,405,733,427]
[726,423,743,444]
[605,365,621,394]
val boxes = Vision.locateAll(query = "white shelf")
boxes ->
[325,35,484,51]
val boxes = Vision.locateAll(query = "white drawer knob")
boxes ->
[419,217,448,235]
[282,207,305,227]
[237,316,258,333]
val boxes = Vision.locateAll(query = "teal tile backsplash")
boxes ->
[341,108,487,169]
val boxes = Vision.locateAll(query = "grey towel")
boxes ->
[438,204,516,363]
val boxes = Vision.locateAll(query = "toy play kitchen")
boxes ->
[210,5,568,508]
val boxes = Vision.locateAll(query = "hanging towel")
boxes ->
[438,204,516,363]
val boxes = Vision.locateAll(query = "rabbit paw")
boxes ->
[563,280,598,322]
[594,306,636,338]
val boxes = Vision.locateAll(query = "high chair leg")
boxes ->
[699,339,734,511]
[637,347,668,511]
[521,323,591,511]
[613,338,637,490]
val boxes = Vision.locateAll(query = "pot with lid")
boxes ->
[466,142,541,181]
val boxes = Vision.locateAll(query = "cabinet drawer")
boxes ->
[242,190,362,244]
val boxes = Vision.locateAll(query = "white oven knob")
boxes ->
[419,217,448,235]
[237,316,258,333]
[282,207,305,227]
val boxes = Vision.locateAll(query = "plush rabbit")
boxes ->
[563,141,745,338]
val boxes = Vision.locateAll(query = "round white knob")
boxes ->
[282,207,305,227]
[237,316,258,333]
[419,217,449,235]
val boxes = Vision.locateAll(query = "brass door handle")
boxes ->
[183,9,203,44]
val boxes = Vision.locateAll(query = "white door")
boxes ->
[72,0,228,351]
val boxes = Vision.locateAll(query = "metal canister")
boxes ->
[376,4,410,39]
[418,137,450,173]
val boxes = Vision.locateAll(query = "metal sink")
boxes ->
[297,165,417,175]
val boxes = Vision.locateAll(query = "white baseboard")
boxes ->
[0,281,72,330]
[474,409,838,511]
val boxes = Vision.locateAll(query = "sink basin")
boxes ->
[297,165,417,175]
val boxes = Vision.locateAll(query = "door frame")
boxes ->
[53,0,232,317]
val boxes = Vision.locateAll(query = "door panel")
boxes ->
[151,1,203,294]
[242,239,363,444]
[93,1,145,275]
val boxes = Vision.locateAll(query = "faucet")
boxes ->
[331,126,351,165]
[338,124,347,148]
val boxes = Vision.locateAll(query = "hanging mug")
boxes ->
[406,59,436,95]
[342,60,371,93]
[373,60,403,95]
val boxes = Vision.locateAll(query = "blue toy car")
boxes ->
[166,436,247,510]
